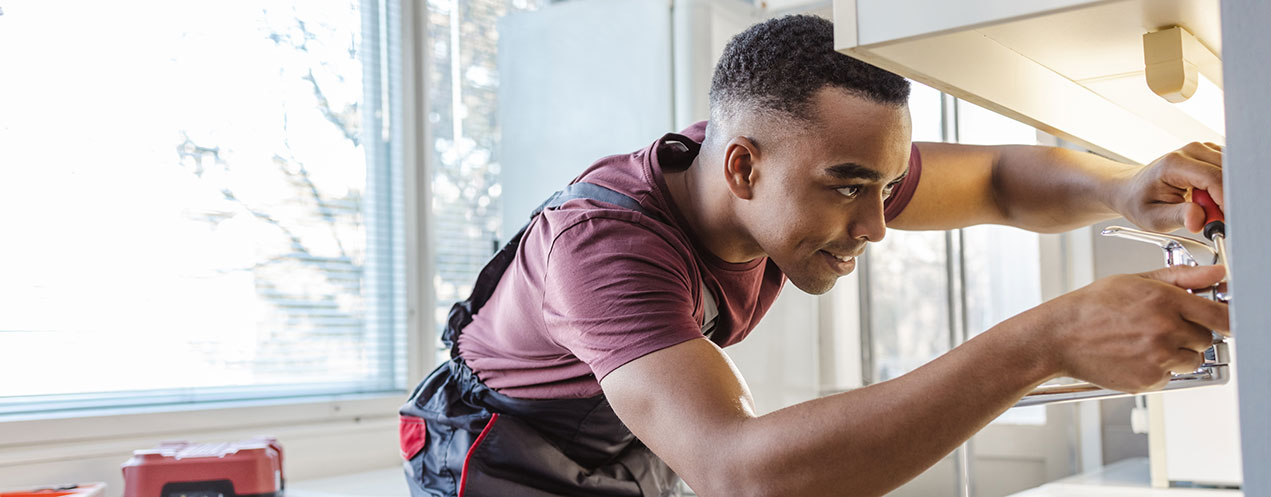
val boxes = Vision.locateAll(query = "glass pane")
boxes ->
[909,80,944,143]
[0,1,402,411]
[955,99,1039,146]
[956,98,1046,424]
[867,230,951,382]
[963,226,1042,338]
[964,224,1046,425]
[426,0,546,363]
[955,97,1043,342]
[864,81,952,383]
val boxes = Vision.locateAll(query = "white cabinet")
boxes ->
[833,0,1222,165]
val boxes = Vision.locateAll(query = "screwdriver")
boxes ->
[1192,189,1229,276]
[1192,189,1231,369]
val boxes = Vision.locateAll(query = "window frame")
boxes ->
[0,0,435,450]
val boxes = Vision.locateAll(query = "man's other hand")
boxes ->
[1114,141,1224,234]
[1038,264,1229,393]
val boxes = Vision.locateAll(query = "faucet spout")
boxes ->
[1100,226,1217,267]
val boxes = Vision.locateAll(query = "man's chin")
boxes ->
[771,255,857,294]
[784,272,841,295]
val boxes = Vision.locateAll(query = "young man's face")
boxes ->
[740,88,912,294]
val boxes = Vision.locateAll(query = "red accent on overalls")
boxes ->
[399,414,428,460]
[458,413,500,497]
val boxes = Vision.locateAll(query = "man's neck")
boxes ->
[663,156,762,264]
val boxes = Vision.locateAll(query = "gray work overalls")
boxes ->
[399,183,683,497]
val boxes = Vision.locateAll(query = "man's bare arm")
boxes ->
[603,322,1050,497]
[889,141,1224,234]
[601,265,1228,497]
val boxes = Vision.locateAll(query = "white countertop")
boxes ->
[1008,458,1241,497]
[288,466,410,497]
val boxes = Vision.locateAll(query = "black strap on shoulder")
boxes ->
[443,182,652,352]
[531,182,651,219]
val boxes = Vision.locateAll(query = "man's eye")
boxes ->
[882,183,899,200]
[836,186,862,199]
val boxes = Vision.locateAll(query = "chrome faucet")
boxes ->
[1100,226,1216,268]
[1015,226,1231,407]
[1101,226,1229,303]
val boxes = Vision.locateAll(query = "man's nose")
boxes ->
[849,198,887,243]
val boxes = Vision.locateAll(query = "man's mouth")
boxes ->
[818,248,863,275]
[820,248,864,261]
[823,251,856,263]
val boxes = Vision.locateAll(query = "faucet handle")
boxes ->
[1100,226,1217,267]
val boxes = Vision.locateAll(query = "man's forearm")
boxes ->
[725,311,1058,497]
[990,145,1139,233]
[604,267,1225,497]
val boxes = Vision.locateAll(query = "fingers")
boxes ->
[1141,264,1226,289]
[1150,201,1206,233]
[1166,348,1206,375]
[1184,141,1224,167]
[1175,323,1218,354]
[1056,270,1228,393]
[1182,201,1205,233]
[1165,143,1225,209]
[1175,290,1232,337]
[1139,265,1231,336]
[1126,142,1224,232]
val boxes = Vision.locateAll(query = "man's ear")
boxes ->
[722,136,760,200]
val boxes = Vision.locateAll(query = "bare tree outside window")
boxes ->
[172,4,372,382]
[0,0,402,411]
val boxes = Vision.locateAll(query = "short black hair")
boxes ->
[709,14,910,124]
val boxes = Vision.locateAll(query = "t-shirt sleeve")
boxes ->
[883,142,923,222]
[541,217,705,382]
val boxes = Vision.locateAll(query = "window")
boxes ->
[956,100,1043,345]
[956,100,1046,425]
[861,85,1045,423]
[0,0,405,415]
[861,81,954,383]
[423,0,544,362]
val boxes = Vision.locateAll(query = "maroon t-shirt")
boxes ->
[456,121,922,399]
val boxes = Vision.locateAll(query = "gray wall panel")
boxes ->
[1224,0,1271,493]
[497,0,673,241]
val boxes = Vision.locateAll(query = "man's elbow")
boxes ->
[685,465,785,497]
[672,431,793,497]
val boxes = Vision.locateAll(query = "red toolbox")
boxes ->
[121,436,283,497]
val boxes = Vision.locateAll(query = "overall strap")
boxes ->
[532,182,649,218]
[442,182,652,353]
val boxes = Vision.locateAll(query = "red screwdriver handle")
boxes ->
[1193,189,1224,225]
[1193,189,1226,240]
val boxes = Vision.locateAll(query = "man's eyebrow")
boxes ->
[823,163,883,181]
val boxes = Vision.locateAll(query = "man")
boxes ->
[400,15,1227,497]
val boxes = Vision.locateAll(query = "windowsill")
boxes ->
[0,391,407,449]
[0,390,406,423]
